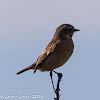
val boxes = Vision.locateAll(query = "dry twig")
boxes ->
[54,73,63,100]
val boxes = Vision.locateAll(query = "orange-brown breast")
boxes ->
[39,39,74,71]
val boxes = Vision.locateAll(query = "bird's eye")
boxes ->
[68,28,73,31]
[61,28,67,32]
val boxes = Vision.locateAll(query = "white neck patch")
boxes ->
[66,34,72,39]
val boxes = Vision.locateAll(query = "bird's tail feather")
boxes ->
[16,62,36,75]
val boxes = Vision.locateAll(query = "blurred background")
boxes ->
[0,0,100,100]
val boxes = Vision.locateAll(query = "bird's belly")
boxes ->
[39,40,74,71]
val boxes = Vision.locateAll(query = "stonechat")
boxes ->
[16,24,80,75]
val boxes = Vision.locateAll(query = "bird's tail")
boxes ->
[16,62,36,75]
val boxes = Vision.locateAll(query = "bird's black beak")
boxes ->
[75,29,80,31]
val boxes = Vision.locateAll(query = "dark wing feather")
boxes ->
[36,40,60,67]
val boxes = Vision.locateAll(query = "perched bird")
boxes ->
[16,24,79,75]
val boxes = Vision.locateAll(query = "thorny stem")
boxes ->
[51,71,63,100]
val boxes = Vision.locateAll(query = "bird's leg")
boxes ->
[50,71,56,92]
[53,71,63,79]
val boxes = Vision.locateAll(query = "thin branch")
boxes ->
[54,73,63,100]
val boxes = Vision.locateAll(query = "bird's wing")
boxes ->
[36,40,60,67]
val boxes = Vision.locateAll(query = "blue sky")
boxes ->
[0,0,100,100]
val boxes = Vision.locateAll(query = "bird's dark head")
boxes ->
[54,24,80,40]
